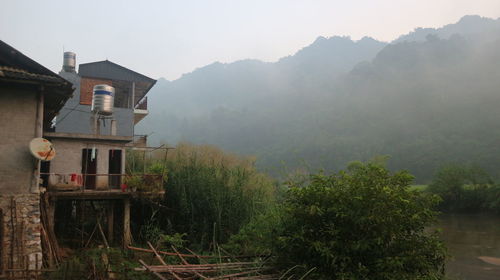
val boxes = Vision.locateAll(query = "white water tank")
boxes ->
[63,52,76,72]
[92,84,114,116]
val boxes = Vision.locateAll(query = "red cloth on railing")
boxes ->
[70,173,83,185]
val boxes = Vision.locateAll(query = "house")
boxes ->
[41,53,157,250]
[0,41,159,276]
[0,40,73,273]
[46,54,156,190]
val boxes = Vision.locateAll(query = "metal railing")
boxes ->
[40,173,164,192]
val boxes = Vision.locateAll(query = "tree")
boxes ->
[427,164,493,212]
[275,162,446,279]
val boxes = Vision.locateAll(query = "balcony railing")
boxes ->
[40,172,164,193]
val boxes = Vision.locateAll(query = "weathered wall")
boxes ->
[0,194,42,271]
[48,138,126,189]
[0,85,42,272]
[0,86,37,194]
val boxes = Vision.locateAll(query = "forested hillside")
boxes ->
[138,15,500,183]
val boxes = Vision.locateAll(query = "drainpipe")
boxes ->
[30,88,44,193]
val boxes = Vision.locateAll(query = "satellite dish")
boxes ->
[29,138,56,161]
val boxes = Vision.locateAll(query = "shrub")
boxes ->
[275,162,446,280]
[224,206,283,256]
[427,164,493,212]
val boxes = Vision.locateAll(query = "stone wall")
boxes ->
[0,194,42,273]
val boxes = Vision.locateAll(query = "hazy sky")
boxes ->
[1,0,499,80]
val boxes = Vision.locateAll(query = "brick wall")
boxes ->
[79,77,112,105]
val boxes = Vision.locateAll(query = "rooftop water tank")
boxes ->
[92,84,114,116]
[63,52,76,72]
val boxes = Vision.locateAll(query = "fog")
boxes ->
[138,15,500,182]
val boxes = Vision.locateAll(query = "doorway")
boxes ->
[108,150,122,188]
[82,148,97,189]
[40,161,51,188]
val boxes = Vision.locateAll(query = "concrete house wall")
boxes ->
[48,139,126,189]
[0,86,37,194]
[56,71,134,137]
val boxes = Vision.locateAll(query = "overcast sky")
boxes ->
[1,0,500,80]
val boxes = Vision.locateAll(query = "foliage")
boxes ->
[159,233,188,249]
[46,248,153,280]
[139,213,165,245]
[161,143,276,250]
[427,164,494,212]
[274,162,446,280]
[125,150,167,192]
[484,185,500,213]
[124,175,143,191]
[128,142,276,249]
[224,206,283,256]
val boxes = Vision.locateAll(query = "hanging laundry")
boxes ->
[91,146,96,161]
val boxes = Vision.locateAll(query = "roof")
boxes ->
[0,66,65,83]
[79,60,156,82]
[0,40,74,126]
[78,60,156,106]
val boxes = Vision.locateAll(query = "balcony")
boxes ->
[41,172,165,200]
[134,97,148,124]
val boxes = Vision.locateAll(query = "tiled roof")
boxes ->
[0,66,65,83]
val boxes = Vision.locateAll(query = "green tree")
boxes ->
[427,164,493,212]
[275,162,446,280]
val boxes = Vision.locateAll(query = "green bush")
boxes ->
[275,162,446,280]
[224,206,283,256]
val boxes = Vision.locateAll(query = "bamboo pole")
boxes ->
[139,259,179,280]
[171,246,208,279]
[128,245,265,259]
[147,242,166,265]
[96,220,109,248]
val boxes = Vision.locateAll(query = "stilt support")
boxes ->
[123,198,131,247]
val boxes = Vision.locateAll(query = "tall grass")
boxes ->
[128,142,276,250]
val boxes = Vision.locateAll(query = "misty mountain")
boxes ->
[394,15,500,43]
[139,35,387,139]
[138,15,500,182]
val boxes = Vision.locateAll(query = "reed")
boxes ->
[129,142,276,249]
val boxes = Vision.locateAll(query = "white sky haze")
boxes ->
[1,0,499,80]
